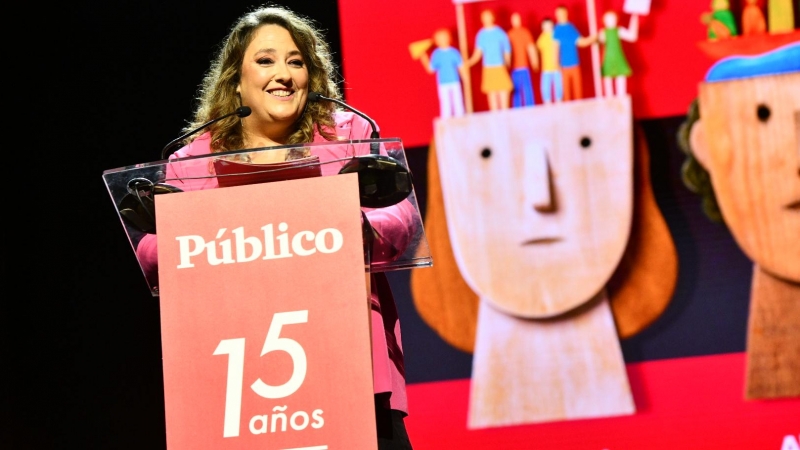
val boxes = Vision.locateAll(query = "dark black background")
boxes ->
[9,1,754,448]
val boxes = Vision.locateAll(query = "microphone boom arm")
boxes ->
[308,92,380,154]
[161,106,252,159]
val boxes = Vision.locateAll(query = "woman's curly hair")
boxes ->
[676,98,725,224]
[181,4,341,152]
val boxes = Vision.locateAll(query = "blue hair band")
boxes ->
[705,42,800,82]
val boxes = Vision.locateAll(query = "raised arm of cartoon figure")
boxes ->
[599,12,638,97]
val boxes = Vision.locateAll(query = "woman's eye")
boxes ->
[257,58,274,65]
[289,59,305,67]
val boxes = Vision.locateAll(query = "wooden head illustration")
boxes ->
[436,98,633,319]
[422,95,678,427]
[679,42,800,399]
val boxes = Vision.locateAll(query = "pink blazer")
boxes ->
[136,111,416,413]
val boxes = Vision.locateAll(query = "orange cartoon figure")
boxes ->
[742,0,767,36]
[507,12,539,107]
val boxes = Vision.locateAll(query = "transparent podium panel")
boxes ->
[102,138,432,296]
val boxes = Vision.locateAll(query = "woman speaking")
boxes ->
[135,5,417,448]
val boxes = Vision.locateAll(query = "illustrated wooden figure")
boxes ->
[410,0,676,427]
[553,5,596,101]
[768,0,795,34]
[411,116,678,352]
[742,0,767,36]
[434,97,648,428]
[467,9,513,111]
[679,43,800,399]
[536,17,563,104]
[507,12,539,108]
[701,0,739,40]
[411,28,467,118]
[599,11,639,97]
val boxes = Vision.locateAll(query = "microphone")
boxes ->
[161,106,252,159]
[307,91,413,208]
[307,92,380,154]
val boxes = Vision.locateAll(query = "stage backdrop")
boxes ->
[337,0,800,448]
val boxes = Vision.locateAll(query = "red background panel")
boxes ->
[404,353,800,449]
[339,0,716,148]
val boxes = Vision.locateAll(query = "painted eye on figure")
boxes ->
[756,104,771,122]
[480,147,492,158]
[580,136,592,149]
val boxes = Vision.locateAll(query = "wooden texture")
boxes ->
[745,265,800,399]
[606,123,678,338]
[696,72,800,401]
[434,97,633,318]
[410,138,480,353]
[411,98,678,350]
[469,290,634,428]
[697,72,800,282]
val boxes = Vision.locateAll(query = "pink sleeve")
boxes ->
[133,151,186,284]
[365,199,418,263]
[344,113,418,263]
[136,232,159,285]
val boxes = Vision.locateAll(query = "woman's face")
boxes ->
[237,24,309,143]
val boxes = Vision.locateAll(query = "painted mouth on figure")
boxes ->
[521,237,562,245]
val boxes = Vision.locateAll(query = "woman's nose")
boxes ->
[524,141,555,213]
[273,62,291,83]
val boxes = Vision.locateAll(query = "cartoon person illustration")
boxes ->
[742,0,767,36]
[507,12,539,108]
[700,0,739,40]
[416,28,466,118]
[768,0,795,33]
[599,11,639,97]
[553,5,595,101]
[467,9,513,111]
[536,17,563,104]
[678,43,800,400]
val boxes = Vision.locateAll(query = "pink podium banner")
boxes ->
[155,173,377,449]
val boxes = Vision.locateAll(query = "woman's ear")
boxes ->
[689,119,710,168]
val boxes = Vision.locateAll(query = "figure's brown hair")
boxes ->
[676,99,724,223]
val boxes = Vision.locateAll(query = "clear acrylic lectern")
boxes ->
[102,138,432,297]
